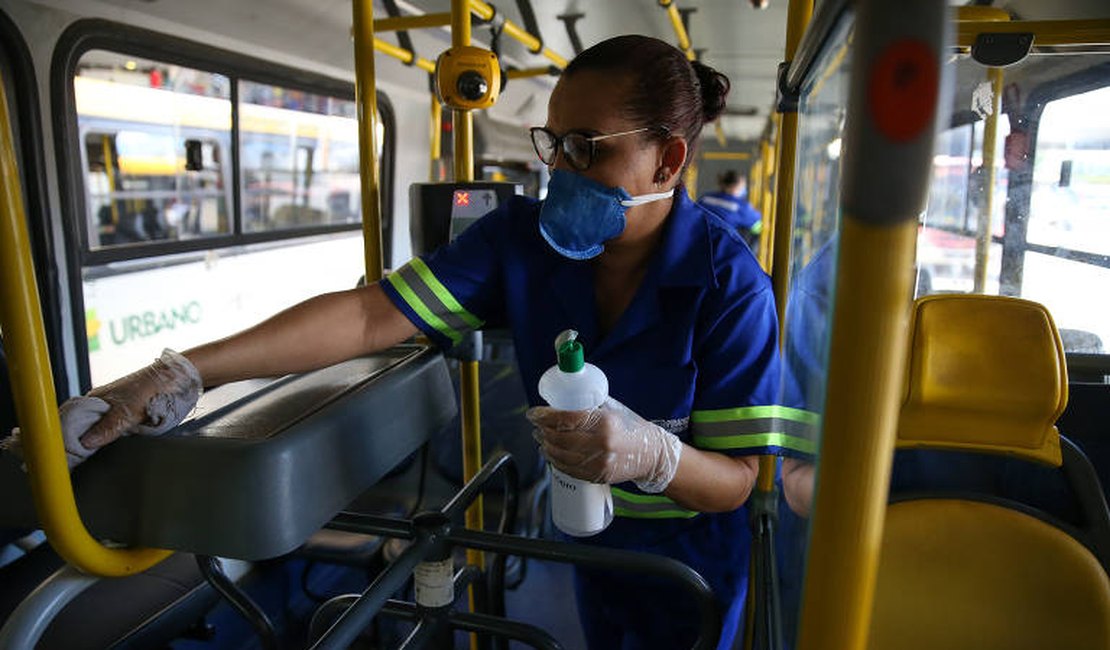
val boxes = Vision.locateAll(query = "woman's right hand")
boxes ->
[79,348,203,450]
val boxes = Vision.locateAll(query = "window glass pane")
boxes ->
[76,51,231,249]
[1023,251,1110,353]
[917,50,1110,354]
[1030,86,1110,257]
[918,65,1010,297]
[239,80,372,232]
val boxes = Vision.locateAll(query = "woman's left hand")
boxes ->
[527,397,683,493]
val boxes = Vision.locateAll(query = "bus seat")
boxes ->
[0,344,456,560]
[869,295,1110,650]
[0,544,219,649]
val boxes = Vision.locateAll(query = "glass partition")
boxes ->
[777,16,853,647]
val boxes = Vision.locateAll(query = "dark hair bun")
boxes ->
[691,60,730,123]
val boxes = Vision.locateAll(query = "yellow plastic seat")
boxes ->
[868,295,1110,650]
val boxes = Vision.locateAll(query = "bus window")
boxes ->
[1024,85,1110,352]
[919,50,1110,354]
[63,35,392,388]
[239,80,371,232]
[76,52,232,250]
[918,116,1007,295]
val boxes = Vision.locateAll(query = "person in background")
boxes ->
[16,35,789,650]
[698,170,762,250]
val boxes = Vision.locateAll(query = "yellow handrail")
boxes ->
[469,0,568,68]
[354,0,386,283]
[506,67,555,80]
[795,0,944,647]
[0,71,170,577]
[771,0,813,335]
[429,94,442,181]
[702,151,751,161]
[658,0,695,60]
[451,5,485,649]
[955,6,1010,22]
[957,19,1110,47]
[974,67,1003,293]
[373,12,452,32]
[373,37,436,74]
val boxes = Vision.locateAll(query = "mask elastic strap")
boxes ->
[620,188,675,208]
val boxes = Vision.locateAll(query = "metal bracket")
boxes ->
[776,60,799,113]
[556,13,585,56]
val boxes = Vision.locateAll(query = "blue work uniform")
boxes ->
[697,191,762,248]
[382,189,811,650]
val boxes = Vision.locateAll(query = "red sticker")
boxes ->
[868,40,938,142]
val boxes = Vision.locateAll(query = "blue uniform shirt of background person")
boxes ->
[381,188,785,650]
[697,190,762,234]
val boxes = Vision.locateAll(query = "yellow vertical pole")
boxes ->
[100,135,119,227]
[750,159,763,213]
[353,0,384,282]
[0,71,168,577]
[685,159,700,198]
[795,1,945,648]
[452,0,474,184]
[429,94,442,181]
[758,135,776,271]
[452,2,485,639]
[974,67,1002,293]
[746,4,815,647]
[772,0,814,333]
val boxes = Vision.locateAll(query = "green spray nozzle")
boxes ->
[554,329,584,373]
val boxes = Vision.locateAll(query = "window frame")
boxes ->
[52,19,396,390]
[0,8,68,398]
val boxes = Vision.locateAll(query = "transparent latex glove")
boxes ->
[1,350,201,470]
[2,396,110,469]
[527,396,683,493]
[79,348,203,450]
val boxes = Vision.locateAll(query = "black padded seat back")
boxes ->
[1058,381,1110,504]
[0,545,218,650]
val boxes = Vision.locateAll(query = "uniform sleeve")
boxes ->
[689,285,820,459]
[380,206,507,349]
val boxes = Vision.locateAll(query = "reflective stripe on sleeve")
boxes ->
[611,487,699,519]
[690,405,820,455]
[386,258,484,345]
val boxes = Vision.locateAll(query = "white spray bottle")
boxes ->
[538,329,613,536]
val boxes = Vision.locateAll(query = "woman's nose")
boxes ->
[550,147,572,172]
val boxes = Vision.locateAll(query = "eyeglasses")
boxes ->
[529,126,657,171]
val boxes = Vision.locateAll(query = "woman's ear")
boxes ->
[656,137,689,186]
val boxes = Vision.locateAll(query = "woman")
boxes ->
[697,169,763,249]
[70,35,783,650]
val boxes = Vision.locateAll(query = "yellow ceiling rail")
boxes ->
[468,0,568,68]
[373,12,452,32]
[0,71,171,577]
[658,0,696,61]
[955,6,1011,22]
[703,151,751,161]
[372,37,436,73]
[713,119,727,147]
[506,66,555,80]
[958,19,1110,47]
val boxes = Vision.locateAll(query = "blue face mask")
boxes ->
[538,169,675,260]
